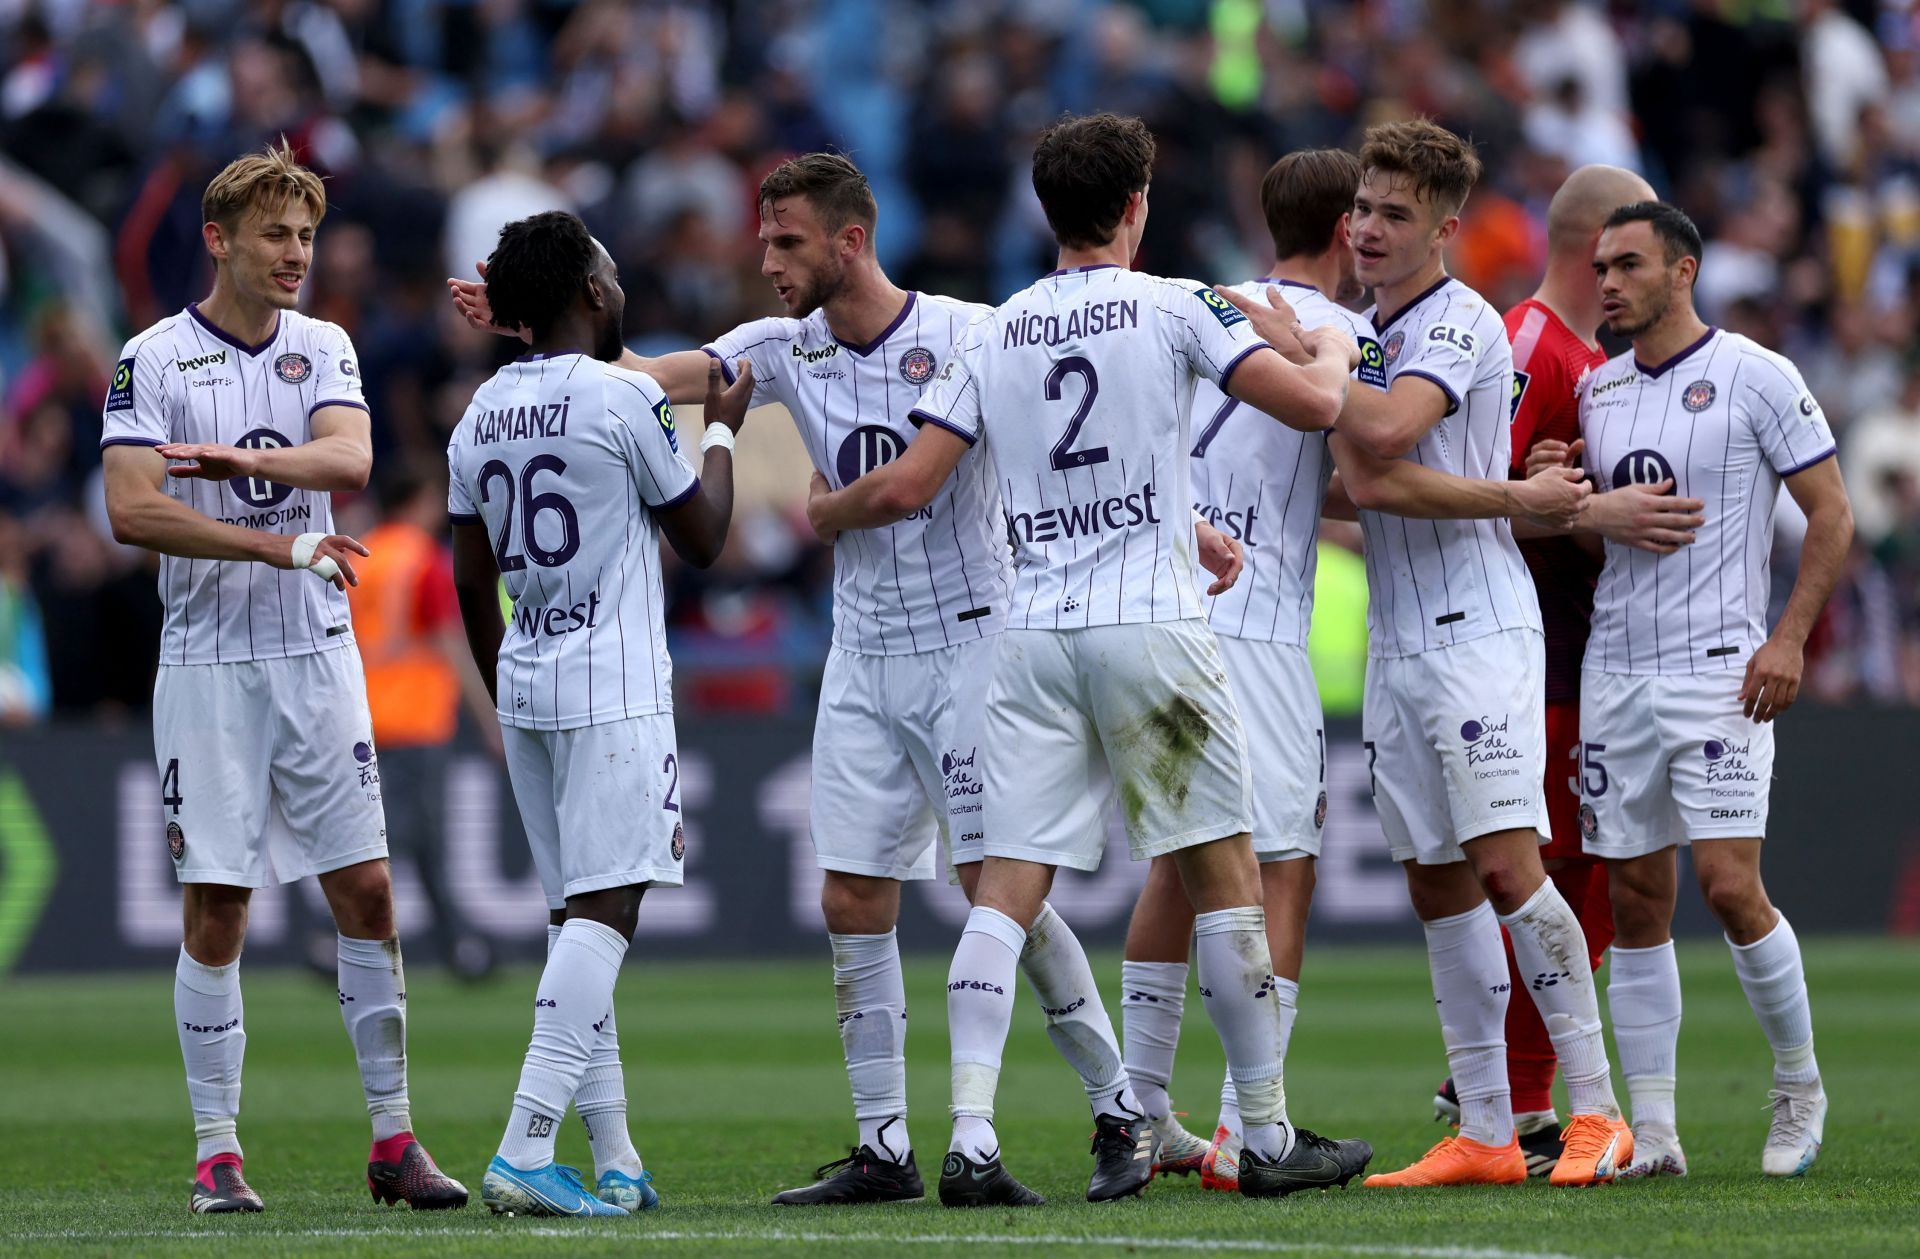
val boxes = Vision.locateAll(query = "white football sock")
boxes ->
[336,934,412,1142]
[1215,975,1296,1139]
[1217,1068,1242,1146]
[497,917,629,1170]
[1423,901,1513,1146]
[1194,907,1292,1162]
[1498,882,1620,1119]
[951,1114,998,1162]
[1607,940,1682,1128]
[947,905,1024,1142]
[1120,960,1188,1122]
[175,946,245,1162]
[1728,915,1819,1086]
[546,924,641,1178]
[1019,904,1135,1119]
[831,930,911,1163]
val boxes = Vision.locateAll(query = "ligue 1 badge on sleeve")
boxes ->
[899,346,937,386]
[275,352,312,385]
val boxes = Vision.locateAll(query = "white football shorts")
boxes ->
[503,713,686,910]
[1577,669,1774,858]
[979,619,1253,872]
[1217,635,1327,861]
[1363,627,1551,865]
[811,636,995,880]
[153,646,388,888]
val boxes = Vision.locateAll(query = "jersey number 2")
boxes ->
[1046,357,1107,471]
[478,456,581,570]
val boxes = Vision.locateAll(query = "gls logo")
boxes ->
[1428,324,1476,353]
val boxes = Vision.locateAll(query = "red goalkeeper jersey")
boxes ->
[1506,298,1608,701]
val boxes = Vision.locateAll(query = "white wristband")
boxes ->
[700,424,737,454]
[290,532,340,581]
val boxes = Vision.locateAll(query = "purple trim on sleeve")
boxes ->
[100,436,165,450]
[1779,445,1837,477]
[1397,369,1461,416]
[908,410,978,446]
[659,477,700,510]
[701,345,736,385]
[1215,342,1271,395]
[309,398,370,417]
[448,512,484,525]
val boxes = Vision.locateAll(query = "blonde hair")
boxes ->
[201,139,327,262]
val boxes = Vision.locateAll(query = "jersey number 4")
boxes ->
[1046,357,1107,471]
[478,456,581,571]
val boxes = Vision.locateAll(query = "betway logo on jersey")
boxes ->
[512,590,602,639]
[1007,481,1160,545]
[176,350,227,373]
[790,342,839,364]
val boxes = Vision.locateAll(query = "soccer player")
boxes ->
[1426,164,1680,1176]
[808,112,1367,1205]
[1576,201,1851,1177]
[1227,120,1631,1189]
[100,141,466,1215]
[447,210,754,1217]
[450,154,1201,1207]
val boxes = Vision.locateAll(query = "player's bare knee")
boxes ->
[1698,868,1773,941]
[819,872,900,934]
[322,860,395,938]
[567,885,644,940]
[182,885,250,964]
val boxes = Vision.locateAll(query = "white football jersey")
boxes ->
[703,293,1010,655]
[1581,328,1837,676]
[1190,279,1379,644]
[100,305,363,665]
[912,265,1270,629]
[447,353,697,730]
[1358,276,1541,658]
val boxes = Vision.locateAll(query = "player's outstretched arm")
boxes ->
[807,424,969,536]
[1328,433,1590,527]
[656,359,755,568]
[157,405,373,494]
[1742,455,1853,723]
[448,262,716,402]
[103,444,366,587]
[449,523,504,706]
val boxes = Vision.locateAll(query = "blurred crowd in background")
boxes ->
[1,0,1918,726]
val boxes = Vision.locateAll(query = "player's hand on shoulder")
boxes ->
[1585,481,1706,554]
[1525,437,1582,479]
[806,471,838,545]
[447,261,531,344]
[1195,519,1245,596]
[1511,464,1591,529]
[1219,286,1308,362]
[1304,322,1362,370]
[706,357,755,434]
[274,531,370,591]
[158,442,254,480]
[1740,635,1802,723]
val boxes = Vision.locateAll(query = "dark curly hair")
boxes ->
[1031,113,1156,250]
[484,210,599,338]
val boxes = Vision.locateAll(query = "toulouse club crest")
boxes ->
[671,822,686,862]
[1681,379,1716,412]
[1383,330,1406,366]
[275,352,312,384]
[166,821,186,862]
[898,346,937,386]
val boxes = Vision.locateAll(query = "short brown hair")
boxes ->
[1262,149,1362,260]
[1031,113,1156,250]
[1358,119,1482,217]
[202,138,327,244]
[758,152,878,243]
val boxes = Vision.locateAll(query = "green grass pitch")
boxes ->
[4,938,1915,1258]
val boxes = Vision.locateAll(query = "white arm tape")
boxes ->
[291,532,340,581]
[700,423,737,454]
